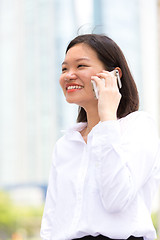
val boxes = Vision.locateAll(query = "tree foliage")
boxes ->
[0,191,43,239]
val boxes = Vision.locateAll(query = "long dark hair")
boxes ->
[66,34,139,122]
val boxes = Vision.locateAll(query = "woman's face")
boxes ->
[59,43,105,108]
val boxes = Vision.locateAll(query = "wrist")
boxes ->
[100,113,117,121]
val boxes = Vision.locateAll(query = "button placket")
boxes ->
[69,144,89,235]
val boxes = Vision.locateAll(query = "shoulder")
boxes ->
[119,110,152,121]
[119,111,159,138]
[119,110,156,127]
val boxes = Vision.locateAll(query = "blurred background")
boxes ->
[0,0,160,239]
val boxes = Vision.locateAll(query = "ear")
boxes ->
[115,67,122,78]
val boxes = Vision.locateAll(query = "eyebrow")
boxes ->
[62,57,90,65]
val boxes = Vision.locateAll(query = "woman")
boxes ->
[40,34,160,240]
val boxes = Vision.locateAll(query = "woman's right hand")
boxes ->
[91,70,121,121]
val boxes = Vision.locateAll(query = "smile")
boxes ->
[66,85,83,90]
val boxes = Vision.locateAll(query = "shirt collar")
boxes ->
[61,122,88,142]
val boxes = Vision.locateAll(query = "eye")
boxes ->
[62,67,67,72]
[78,64,87,68]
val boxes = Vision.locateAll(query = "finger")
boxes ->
[97,71,118,88]
[91,76,105,91]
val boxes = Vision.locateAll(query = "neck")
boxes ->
[83,104,100,134]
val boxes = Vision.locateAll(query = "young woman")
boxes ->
[40,34,160,240]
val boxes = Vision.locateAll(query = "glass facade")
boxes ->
[0,0,57,186]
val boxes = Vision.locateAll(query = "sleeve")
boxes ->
[40,148,57,240]
[90,112,160,213]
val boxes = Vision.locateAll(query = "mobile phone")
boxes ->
[91,69,122,99]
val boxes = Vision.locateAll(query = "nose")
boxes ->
[64,71,77,81]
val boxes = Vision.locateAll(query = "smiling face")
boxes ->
[59,43,105,109]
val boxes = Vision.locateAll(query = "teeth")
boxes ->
[67,85,83,90]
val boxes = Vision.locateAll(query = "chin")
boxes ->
[65,97,78,104]
[65,94,95,106]
[66,99,76,104]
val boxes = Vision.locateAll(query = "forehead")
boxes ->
[63,43,98,63]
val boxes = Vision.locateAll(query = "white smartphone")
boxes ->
[91,69,122,99]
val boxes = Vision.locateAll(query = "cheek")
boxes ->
[59,76,64,89]
[59,77,66,96]
[82,71,93,84]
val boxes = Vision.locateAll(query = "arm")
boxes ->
[91,112,160,213]
[40,150,57,240]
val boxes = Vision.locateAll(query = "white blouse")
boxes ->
[40,111,160,240]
